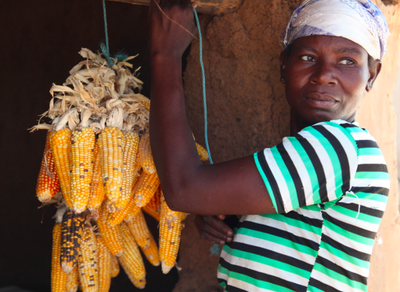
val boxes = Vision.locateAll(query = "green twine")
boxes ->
[193,9,220,257]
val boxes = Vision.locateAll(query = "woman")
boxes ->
[148,0,390,291]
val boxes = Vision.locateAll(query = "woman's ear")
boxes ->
[280,51,287,84]
[367,60,382,92]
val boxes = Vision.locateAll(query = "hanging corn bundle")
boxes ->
[31,48,208,290]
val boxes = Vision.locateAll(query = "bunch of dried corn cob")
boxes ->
[32,48,209,291]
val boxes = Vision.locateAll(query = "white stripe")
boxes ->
[294,207,323,221]
[216,273,277,292]
[325,208,380,233]
[310,270,366,292]
[323,225,373,255]
[358,154,387,164]
[232,232,316,265]
[297,130,337,201]
[282,137,315,205]
[263,148,293,212]
[220,249,310,286]
[350,131,376,142]
[318,248,370,278]
[352,178,391,189]
[339,196,387,211]
[246,215,321,245]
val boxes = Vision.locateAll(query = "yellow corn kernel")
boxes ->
[51,128,73,209]
[51,223,68,292]
[99,126,124,205]
[142,186,161,221]
[77,226,99,292]
[71,127,95,213]
[96,204,123,257]
[36,130,60,203]
[119,222,146,281]
[97,235,112,292]
[66,266,79,292]
[159,192,184,274]
[110,254,120,278]
[88,139,105,211]
[195,142,209,162]
[114,131,140,211]
[61,211,85,274]
[108,195,140,226]
[133,172,160,208]
[126,209,151,248]
[137,132,156,174]
[138,98,150,112]
[140,232,160,267]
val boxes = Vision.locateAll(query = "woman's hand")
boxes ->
[149,0,198,59]
[194,215,234,245]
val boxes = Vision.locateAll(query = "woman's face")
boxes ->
[281,35,380,129]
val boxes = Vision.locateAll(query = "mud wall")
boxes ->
[175,1,400,291]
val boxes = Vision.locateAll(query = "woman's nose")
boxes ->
[310,61,337,86]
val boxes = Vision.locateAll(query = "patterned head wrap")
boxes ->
[283,0,390,60]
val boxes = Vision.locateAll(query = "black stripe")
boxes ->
[256,151,285,213]
[276,143,306,207]
[316,255,367,284]
[237,220,320,251]
[219,257,307,292]
[323,211,376,239]
[224,285,248,292]
[350,186,389,196]
[308,278,343,292]
[340,123,358,129]
[314,125,351,194]
[283,210,323,228]
[295,133,328,203]
[227,241,314,272]
[322,234,371,261]
[357,163,388,172]
[357,140,378,148]
[336,202,384,218]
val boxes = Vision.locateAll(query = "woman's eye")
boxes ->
[300,55,315,62]
[339,59,355,65]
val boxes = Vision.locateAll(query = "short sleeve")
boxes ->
[254,121,359,213]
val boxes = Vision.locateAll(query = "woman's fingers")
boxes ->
[194,215,234,244]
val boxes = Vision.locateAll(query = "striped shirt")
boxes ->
[217,120,389,292]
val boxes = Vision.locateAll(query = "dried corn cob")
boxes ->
[66,266,79,292]
[133,172,160,208]
[77,226,99,292]
[110,254,120,278]
[51,223,68,292]
[119,222,146,281]
[118,254,147,289]
[195,142,209,162]
[138,98,150,112]
[126,209,151,248]
[114,131,139,211]
[159,192,184,274]
[61,210,85,274]
[88,139,105,212]
[140,232,160,267]
[108,195,140,226]
[36,130,60,203]
[97,235,112,292]
[96,204,123,256]
[99,126,124,207]
[71,127,95,213]
[137,132,156,174]
[142,186,161,221]
[51,128,73,209]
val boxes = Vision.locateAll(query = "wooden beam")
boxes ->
[108,0,243,15]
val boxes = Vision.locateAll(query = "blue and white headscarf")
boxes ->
[283,0,390,60]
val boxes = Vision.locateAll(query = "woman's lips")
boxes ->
[304,93,338,108]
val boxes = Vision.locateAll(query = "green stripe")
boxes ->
[332,205,382,225]
[270,146,299,209]
[324,220,374,246]
[307,286,325,292]
[287,137,321,205]
[254,152,279,212]
[356,192,388,203]
[237,227,318,257]
[358,148,382,156]
[355,171,390,180]
[320,242,370,269]
[260,213,322,235]
[314,262,367,291]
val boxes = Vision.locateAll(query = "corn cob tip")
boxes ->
[161,262,174,274]
[115,251,123,257]
[62,263,74,274]
[134,277,146,289]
